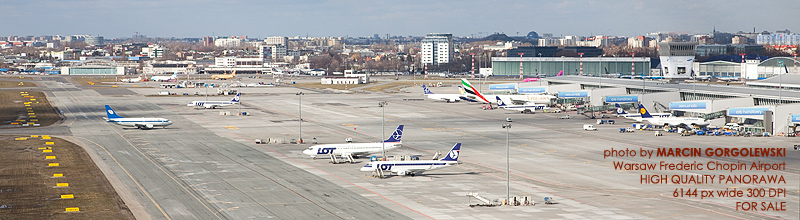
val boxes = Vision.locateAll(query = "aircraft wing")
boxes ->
[396,168,428,175]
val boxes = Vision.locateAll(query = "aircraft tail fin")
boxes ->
[440,143,461,161]
[495,96,507,106]
[104,105,123,119]
[383,125,404,143]
[615,103,627,115]
[422,85,434,94]
[556,70,564,76]
[638,104,653,118]
[231,93,241,102]
[460,78,490,103]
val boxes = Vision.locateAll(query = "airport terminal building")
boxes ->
[491,57,651,77]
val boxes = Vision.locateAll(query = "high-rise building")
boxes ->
[421,33,453,65]
[271,44,287,60]
[264,36,288,45]
[214,37,242,48]
[85,36,104,46]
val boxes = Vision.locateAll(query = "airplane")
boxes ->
[211,70,236,80]
[615,103,671,120]
[422,85,464,103]
[461,78,556,105]
[150,73,178,82]
[360,142,461,177]
[187,93,240,109]
[637,104,709,128]
[121,76,142,83]
[496,96,548,113]
[303,125,404,159]
[104,105,173,129]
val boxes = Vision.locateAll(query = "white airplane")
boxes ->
[360,143,461,177]
[150,73,178,82]
[615,103,671,120]
[187,93,240,109]
[496,96,548,113]
[460,79,557,105]
[121,76,142,83]
[637,104,709,128]
[422,85,464,103]
[104,105,173,129]
[303,125,404,159]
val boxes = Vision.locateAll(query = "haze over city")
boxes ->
[3,0,800,38]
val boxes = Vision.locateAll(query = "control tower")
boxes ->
[657,42,697,81]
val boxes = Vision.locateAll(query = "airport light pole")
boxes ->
[598,55,603,88]
[297,92,304,143]
[538,53,542,86]
[502,123,512,205]
[519,53,525,80]
[578,53,584,76]
[379,101,388,159]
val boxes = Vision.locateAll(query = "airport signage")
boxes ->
[558,91,588,98]
[792,114,800,123]
[605,96,638,103]
[727,107,770,116]
[669,102,707,110]
[517,87,546,93]
[489,84,516,90]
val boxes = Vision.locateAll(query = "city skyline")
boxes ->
[2,0,799,38]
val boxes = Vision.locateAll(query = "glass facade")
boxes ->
[492,57,650,77]
[68,67,119,75]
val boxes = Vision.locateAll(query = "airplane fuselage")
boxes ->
[188,101,237,108]
[360,160,458,175]
[498,95,557,105]
[108,118,173,129]
[424,94,463,103]
[303,142,402,158]
[641,117,709,127]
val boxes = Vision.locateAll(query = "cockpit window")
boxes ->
[307,147,313,150]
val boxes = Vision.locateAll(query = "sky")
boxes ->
[2,0,799,39]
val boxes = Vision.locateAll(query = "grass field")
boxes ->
[0,135,134,219]
[0,80,37,88]
[0,91,60,127]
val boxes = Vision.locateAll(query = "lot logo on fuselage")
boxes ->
[379,164,393,170]
[316,147,336,154]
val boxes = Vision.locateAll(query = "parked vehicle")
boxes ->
[583,124,597,131]
[559,115,571,119]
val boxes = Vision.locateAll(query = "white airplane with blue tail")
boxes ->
[360,143,461,177]
[303,125,404,159]
[187,93,240,109]
[104,105,173,129]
